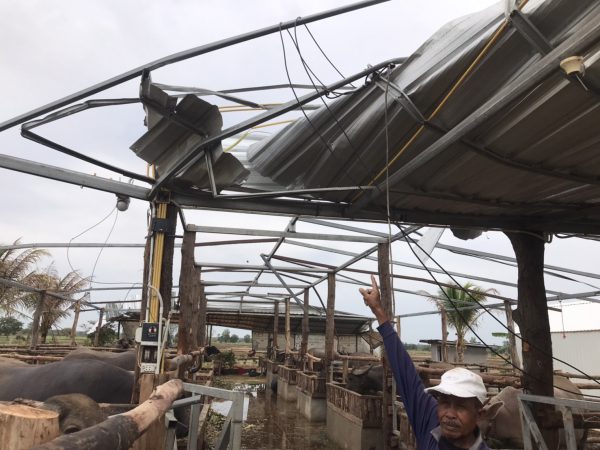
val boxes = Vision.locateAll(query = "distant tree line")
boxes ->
[216,329,251,344]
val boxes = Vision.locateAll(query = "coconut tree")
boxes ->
[424,282,498,363]
[24,266,89,344]
[0,240,48,315]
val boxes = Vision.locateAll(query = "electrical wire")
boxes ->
[302,23,356,89]
[89,209,119,285]
[66,206,117,274]
[278,24,365,189]
[396,226,600,397]
[283,22,385,194]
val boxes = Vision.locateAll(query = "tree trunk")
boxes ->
[506,231,556,449]
[456,335,465,363]
[378,242,393,450]
[440,307,448,363]
[93,309,104,347]
[30,292,45,349]
[31,380,183,450]
[0,404,60,450]
[70,301,81,346]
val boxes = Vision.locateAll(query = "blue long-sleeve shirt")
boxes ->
[378,321,489,450]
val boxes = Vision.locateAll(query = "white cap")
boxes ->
[425,367,487,404]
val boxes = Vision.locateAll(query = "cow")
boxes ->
[0,359,134,404]
[478,375,587,449]
[63,348,136,371]
[346,364,384,395]
[10,393,107,434]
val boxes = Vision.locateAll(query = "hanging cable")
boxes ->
[395,226,600,395]
[66,206,116,274]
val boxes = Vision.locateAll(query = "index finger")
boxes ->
[371,275,379,290]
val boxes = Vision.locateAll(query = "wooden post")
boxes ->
[300,289,309,369]
[30,291,45,349]
[177,230,199,354]
[197,266,207,348]
[70,300,81,346]
[285,297,291,356]
[504,301,521,371]
[378,242,393,450]
[93,308,104,347]
[158,203,178,320]
[506,231,556,449]
[324,273,336,382]
[441,307,449,363]
[273,301,279,357]
[0,404,59,449]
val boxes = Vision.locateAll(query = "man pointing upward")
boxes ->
[360,275,492,450]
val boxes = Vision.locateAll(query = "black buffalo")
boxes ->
[0,359,134,404]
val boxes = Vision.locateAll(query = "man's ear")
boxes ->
[479,400,504,421]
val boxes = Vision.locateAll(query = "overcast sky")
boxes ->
[1,0,599,347]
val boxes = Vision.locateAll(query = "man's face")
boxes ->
[436,394,481,444]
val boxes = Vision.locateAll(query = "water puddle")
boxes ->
[212,377,341,449]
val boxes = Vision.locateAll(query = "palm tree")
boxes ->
[0,240,48,315]
[24,265,89,344]
[424,282,498,363]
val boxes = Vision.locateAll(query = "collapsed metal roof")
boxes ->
[2,0,600,236]
[241,0,600,234]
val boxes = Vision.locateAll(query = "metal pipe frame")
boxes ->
[0,0,389,132]
[149,56,404,196]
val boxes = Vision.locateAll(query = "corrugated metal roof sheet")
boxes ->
[239,0,600,234]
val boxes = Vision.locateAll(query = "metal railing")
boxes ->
[518,393,600,450]
[166,382,244,450]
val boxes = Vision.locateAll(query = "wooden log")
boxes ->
[31,379,183,450]
[178,230,199,354]
[273,301,279,354]
[378,242,393,450]
[158,202,178,320]
[196,265,207,348]
[324,273,336,382]
[506,231,556,449]
[300,289,309,368]
[0,403,60,449]
[285,297,291,355]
